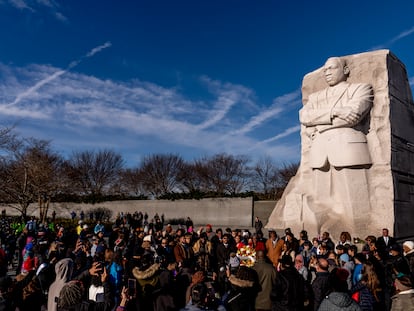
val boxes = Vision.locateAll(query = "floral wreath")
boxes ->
[236,245,256,267]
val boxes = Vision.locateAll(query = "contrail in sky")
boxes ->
[6,41,112,107]
[369,25,414,51]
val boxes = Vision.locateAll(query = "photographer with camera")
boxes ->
[180,282,226,311]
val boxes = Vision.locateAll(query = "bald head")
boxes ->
[317,258,329,272]
[256,250,265,260]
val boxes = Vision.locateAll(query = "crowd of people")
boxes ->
[0,213,413,311]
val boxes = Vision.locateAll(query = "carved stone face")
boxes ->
[323,57,347,86]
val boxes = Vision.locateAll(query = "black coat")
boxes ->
[216,244,236,268]
[311,271,331,311]
[271,267,305,311]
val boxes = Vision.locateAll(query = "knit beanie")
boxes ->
[395,276,413,292]
[403,241,414,250]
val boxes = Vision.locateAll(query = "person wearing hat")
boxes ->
[270,254,305,310]
[402,240,414,278]
[378,243,411,310]
[391,275,414,310]
[94,220,105,235]
[78,224,89,241]
[318,268,361,311]
[339,254,355,289]
[389,244,410,277]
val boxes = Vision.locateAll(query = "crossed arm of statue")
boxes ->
[299,83,373,136]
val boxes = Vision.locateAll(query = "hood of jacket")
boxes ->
[54,258,74,282]
[228,275,254,288]
[132,263,160,280]
[47,258,74,311]
[325,292,356,308]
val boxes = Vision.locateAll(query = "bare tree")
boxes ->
[278,162,299,189]
[140,154,185,197]
[176,162,204,193]
[65,149,124,199]
[118,167,147,197]
[195,153,250,195]
[0,126,17,150]
[0,138,63,220]
[25,140,65,222]
[251,156,280,199]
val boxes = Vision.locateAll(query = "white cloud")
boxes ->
[370,25,414,50]
[0,62,301,164]
[409,76,414,87]
[86,42,112,58]
[5,42,112,108]
[195,76,256,130]
[8,0,34,11]
[258,125,301,145]
[54,11,68,22]
[232,89,301,135]
[6,0,68,22]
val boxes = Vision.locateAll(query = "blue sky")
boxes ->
[1,0,414,167]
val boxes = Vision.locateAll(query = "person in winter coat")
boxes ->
[180,282,226,311]
[57,268,112,311]
[48,258,75,311]
[192,232,213,273]
[253,250,276,311]
[311,258,331,311]
[225,266,260,311]
[350,261,384,311]
[402,240,414,279]
[391,275,414,311]
[132,253,161,311]
[270,254,305,311]
[318,268,362,311]
[48,258,103,311]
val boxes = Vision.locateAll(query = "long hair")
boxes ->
[361,261,381,301]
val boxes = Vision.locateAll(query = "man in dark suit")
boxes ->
[376,228,396,257]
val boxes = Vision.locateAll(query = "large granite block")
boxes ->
[267,50,414,240]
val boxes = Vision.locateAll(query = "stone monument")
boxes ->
[266,50,414,240]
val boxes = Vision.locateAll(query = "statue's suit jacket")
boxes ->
[299,82,373,168]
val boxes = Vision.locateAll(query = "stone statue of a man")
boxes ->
[298,57,374,230]
[299,57,373,168]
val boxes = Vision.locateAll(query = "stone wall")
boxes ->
[1,197,255,228]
